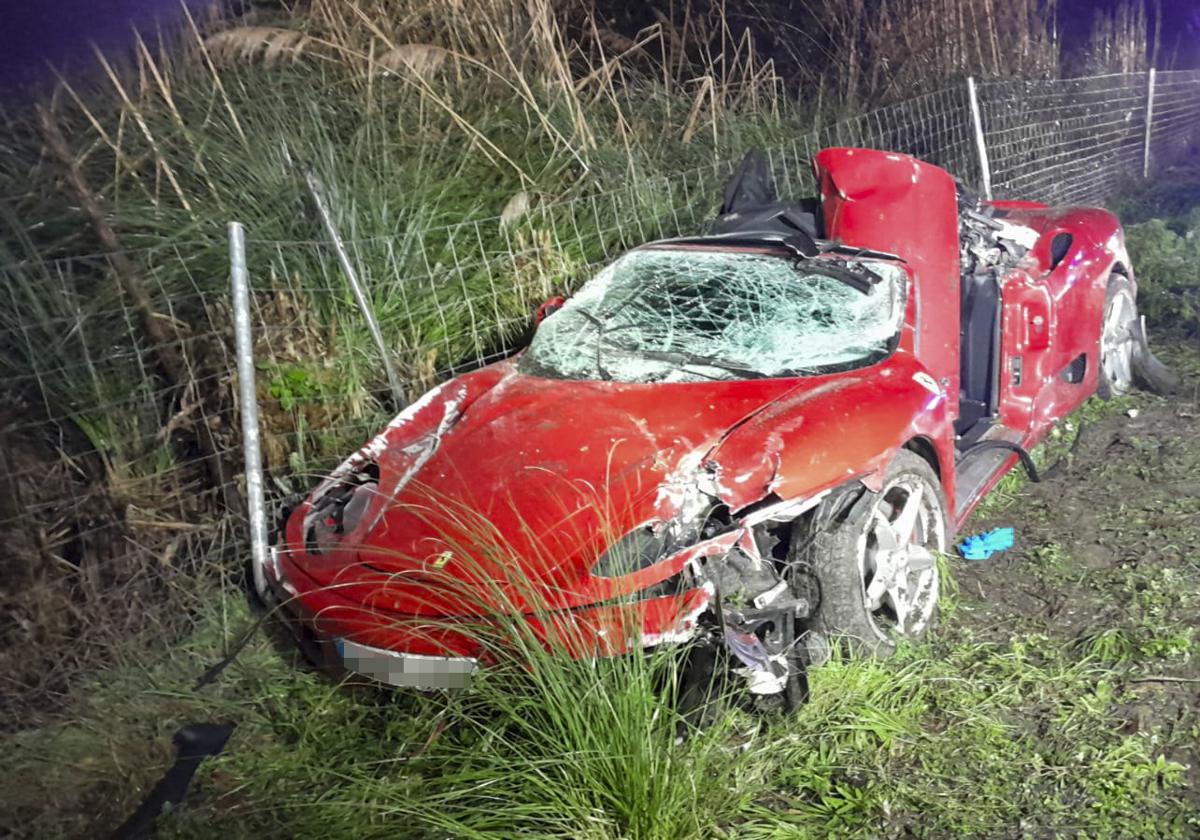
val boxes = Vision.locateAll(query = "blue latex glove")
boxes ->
[958,527,1015,560]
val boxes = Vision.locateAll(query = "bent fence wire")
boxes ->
[3,70,1200,553]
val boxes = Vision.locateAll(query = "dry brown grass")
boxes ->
[204,26,321,66]
[0,410,237,726]
[795,0,1061,105]
[196,0,1158,142]
[1087,1,1151,74]
[200,0,785,164]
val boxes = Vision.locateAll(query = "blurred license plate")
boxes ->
[334,637,476,689]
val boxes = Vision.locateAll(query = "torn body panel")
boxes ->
[815,148,962,415]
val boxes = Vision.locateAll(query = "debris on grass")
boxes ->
[958,527,1015,560]
[111,723,235,840]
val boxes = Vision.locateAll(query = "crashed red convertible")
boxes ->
[257,147,1161,703]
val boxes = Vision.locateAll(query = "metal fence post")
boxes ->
[967,76,993,200]
[1143,68,1157,179]
[305,171,406,409]
[229,221,270,599]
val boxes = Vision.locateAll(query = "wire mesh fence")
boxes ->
[3,69,1199,562]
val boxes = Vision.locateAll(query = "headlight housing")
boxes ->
[304,460,380,554]
[590,523,673,578]
[590,494,738,580]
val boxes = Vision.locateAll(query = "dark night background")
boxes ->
[1,0,1197,95]
[0,0,217,92]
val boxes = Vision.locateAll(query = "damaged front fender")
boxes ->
[279,365,510,572]
[706,350,955,512]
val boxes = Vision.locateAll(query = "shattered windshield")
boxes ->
[521,248,906,383]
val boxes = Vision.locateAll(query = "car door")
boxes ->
[998,226,1103,439]
[996,267,1055,437]
[1032,229,1105,421]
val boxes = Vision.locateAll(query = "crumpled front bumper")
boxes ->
[258,545,715,690]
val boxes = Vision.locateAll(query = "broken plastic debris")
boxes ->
[111,722,235,840]
[724,628,773,672]
[1126,408,1139,419]
[723,627,789,694]
[958,527,1015,560]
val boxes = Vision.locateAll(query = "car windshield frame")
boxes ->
[519,246,908,384]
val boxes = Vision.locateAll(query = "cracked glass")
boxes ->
[522,247,907,382]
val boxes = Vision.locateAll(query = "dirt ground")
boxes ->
[957,342,1200,801]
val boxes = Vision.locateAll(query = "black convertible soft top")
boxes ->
[710,150,823,244]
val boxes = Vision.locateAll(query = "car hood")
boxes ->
[287,364,856,614]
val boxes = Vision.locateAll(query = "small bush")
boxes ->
[1125,216,1200,331]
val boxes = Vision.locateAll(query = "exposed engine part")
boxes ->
[753,579,790,610]
[696,516,811,704]
[957,184,1034,279]
[707,543,785,609]
[724,623,789,695]
[721,601,809,706]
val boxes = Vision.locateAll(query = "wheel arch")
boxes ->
[801,441,944,535]
[1109,260,1137,296]
[901,436,942,481]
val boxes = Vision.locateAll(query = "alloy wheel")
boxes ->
[1100,288,1137,395]
[856,476,944,640]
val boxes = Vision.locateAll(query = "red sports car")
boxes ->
[257,147,1156,703]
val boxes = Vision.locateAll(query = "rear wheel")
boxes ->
[801,451,947,656]
[1098,276,1138,400]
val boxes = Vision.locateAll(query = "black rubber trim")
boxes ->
[956,439,1041,483]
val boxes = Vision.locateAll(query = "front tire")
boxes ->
[801,451,948,656]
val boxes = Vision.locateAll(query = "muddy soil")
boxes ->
[956,357,1200,798]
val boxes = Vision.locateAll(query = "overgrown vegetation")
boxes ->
[5,177,1200,839]
[5,362,1200,837]
[0,0,799,719]
[1111,156,1200,335]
